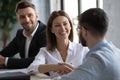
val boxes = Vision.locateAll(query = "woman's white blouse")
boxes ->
[27,41,89,77]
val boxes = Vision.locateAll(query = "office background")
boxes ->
[0,0,120,50]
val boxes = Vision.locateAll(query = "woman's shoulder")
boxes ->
[70,41,89,50]
[40,47,55,54]
[40,47,47,51]
[70,41,82,47]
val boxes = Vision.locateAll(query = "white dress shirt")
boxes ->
[23,23,39,58]
[27,41,89,77]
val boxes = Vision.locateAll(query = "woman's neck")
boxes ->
[57,39,69,51]
[57,39,69,62]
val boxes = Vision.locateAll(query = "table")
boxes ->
[31,73,52,80]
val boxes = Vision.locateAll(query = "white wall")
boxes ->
[31,0,50,24]
[103,0,120,48]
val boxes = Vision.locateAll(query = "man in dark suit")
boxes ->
[0,0,46,69]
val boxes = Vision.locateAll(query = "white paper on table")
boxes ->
[0,68,29,78]
[0,68,28,74]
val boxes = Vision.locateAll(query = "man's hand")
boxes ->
[54,62,75,75]
[58,62,75,70]
[0,55,5,65]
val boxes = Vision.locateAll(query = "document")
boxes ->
[0,68,29,79]
[0,68,27,74]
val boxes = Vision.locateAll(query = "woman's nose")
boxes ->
[60,24,66,31]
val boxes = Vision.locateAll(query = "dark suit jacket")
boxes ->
[0,21,46,69]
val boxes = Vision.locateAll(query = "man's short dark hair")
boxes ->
[78,8,109,37]
[15,0,36,13]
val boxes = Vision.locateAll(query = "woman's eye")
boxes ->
[55,24,61,27]
[64,23,67,26]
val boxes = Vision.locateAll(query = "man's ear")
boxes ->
[36,12,39,20]
[16,15,19,22]
[82,27,88,38]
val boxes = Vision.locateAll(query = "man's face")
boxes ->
[16,7,38,33]
[79,27,87,46]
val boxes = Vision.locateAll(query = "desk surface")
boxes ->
[31,73,52,80]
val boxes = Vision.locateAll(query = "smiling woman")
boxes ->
[27,10,89,77]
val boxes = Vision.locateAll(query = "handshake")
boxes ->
[27,62,76,76]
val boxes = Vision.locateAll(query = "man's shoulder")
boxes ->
[15,29,24,37]
[89,43,117,62]
[16,29,23,33]
[38,20,46,28]
[36,21,46,33]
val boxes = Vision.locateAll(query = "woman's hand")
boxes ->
[55,62,75,75]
